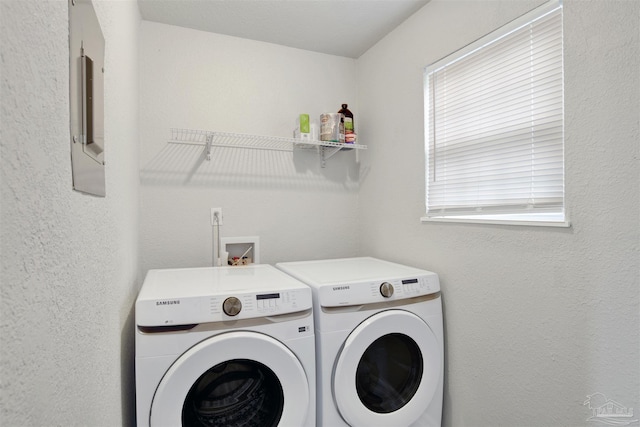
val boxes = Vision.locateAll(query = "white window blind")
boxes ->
[424,1,565,224]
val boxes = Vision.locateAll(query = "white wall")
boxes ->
[4,1,632,425]
[357,1,640,426]
[139,22,360,273]
[0,1,140,425]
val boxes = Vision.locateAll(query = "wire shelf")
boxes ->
[168,128,366,165]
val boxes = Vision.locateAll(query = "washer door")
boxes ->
[333,310,441,426]
[150,331,310,427]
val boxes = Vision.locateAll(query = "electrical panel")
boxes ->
[69,0,105,196]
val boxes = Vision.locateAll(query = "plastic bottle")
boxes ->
[338,104,355,145]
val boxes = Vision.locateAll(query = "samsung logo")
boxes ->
[332,286,350,291]
[156,300,180,306]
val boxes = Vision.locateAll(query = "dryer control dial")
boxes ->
[223,296,242,316]
[379,282,394,298]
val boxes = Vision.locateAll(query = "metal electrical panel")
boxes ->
[69,0,105,196]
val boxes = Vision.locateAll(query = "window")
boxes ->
[423,1,567,226]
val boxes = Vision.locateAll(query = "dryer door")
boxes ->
[150,331,310,427]
[333,310,441,426]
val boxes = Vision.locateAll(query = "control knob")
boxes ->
[379,282,394,298]
[223,297,242,316]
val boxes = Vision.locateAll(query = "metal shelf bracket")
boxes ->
[321,146,343,168]
[205,134,213,160]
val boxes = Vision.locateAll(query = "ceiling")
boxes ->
[137,0,429,58]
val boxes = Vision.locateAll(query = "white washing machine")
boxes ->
[135,264,316,427]
[277,257,443,427]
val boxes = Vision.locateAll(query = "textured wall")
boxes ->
[3,1,637,426]
[1,1,140,425]
[357,0,640,426]
[139,22,361,273]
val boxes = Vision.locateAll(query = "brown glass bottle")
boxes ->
[338,104,355,145]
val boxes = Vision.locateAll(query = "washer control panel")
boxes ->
[318,273,439,308]
[138,288,311,327]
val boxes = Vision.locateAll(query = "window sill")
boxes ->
[421,215,570,228]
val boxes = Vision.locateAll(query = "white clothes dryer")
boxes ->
[277,257,443,427]
[135,265,316,427]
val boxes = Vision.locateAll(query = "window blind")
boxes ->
[425,2,564,220]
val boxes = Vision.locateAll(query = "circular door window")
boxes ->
[333,310,441,426]
[356,333,423,414]
[151,331,310,427]
[182,359,284,427]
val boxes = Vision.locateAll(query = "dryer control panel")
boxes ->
[276,257,442,309]
[318,274,439,308]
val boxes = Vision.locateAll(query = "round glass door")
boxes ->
[151,331,310,427]
[333,310,441,426]
[356,333,423,414]
[182,359,284,427]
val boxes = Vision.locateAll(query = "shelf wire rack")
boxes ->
[168,128,366,166]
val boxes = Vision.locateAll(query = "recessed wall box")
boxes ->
[221,236,260,266]
[69,0,106,196]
